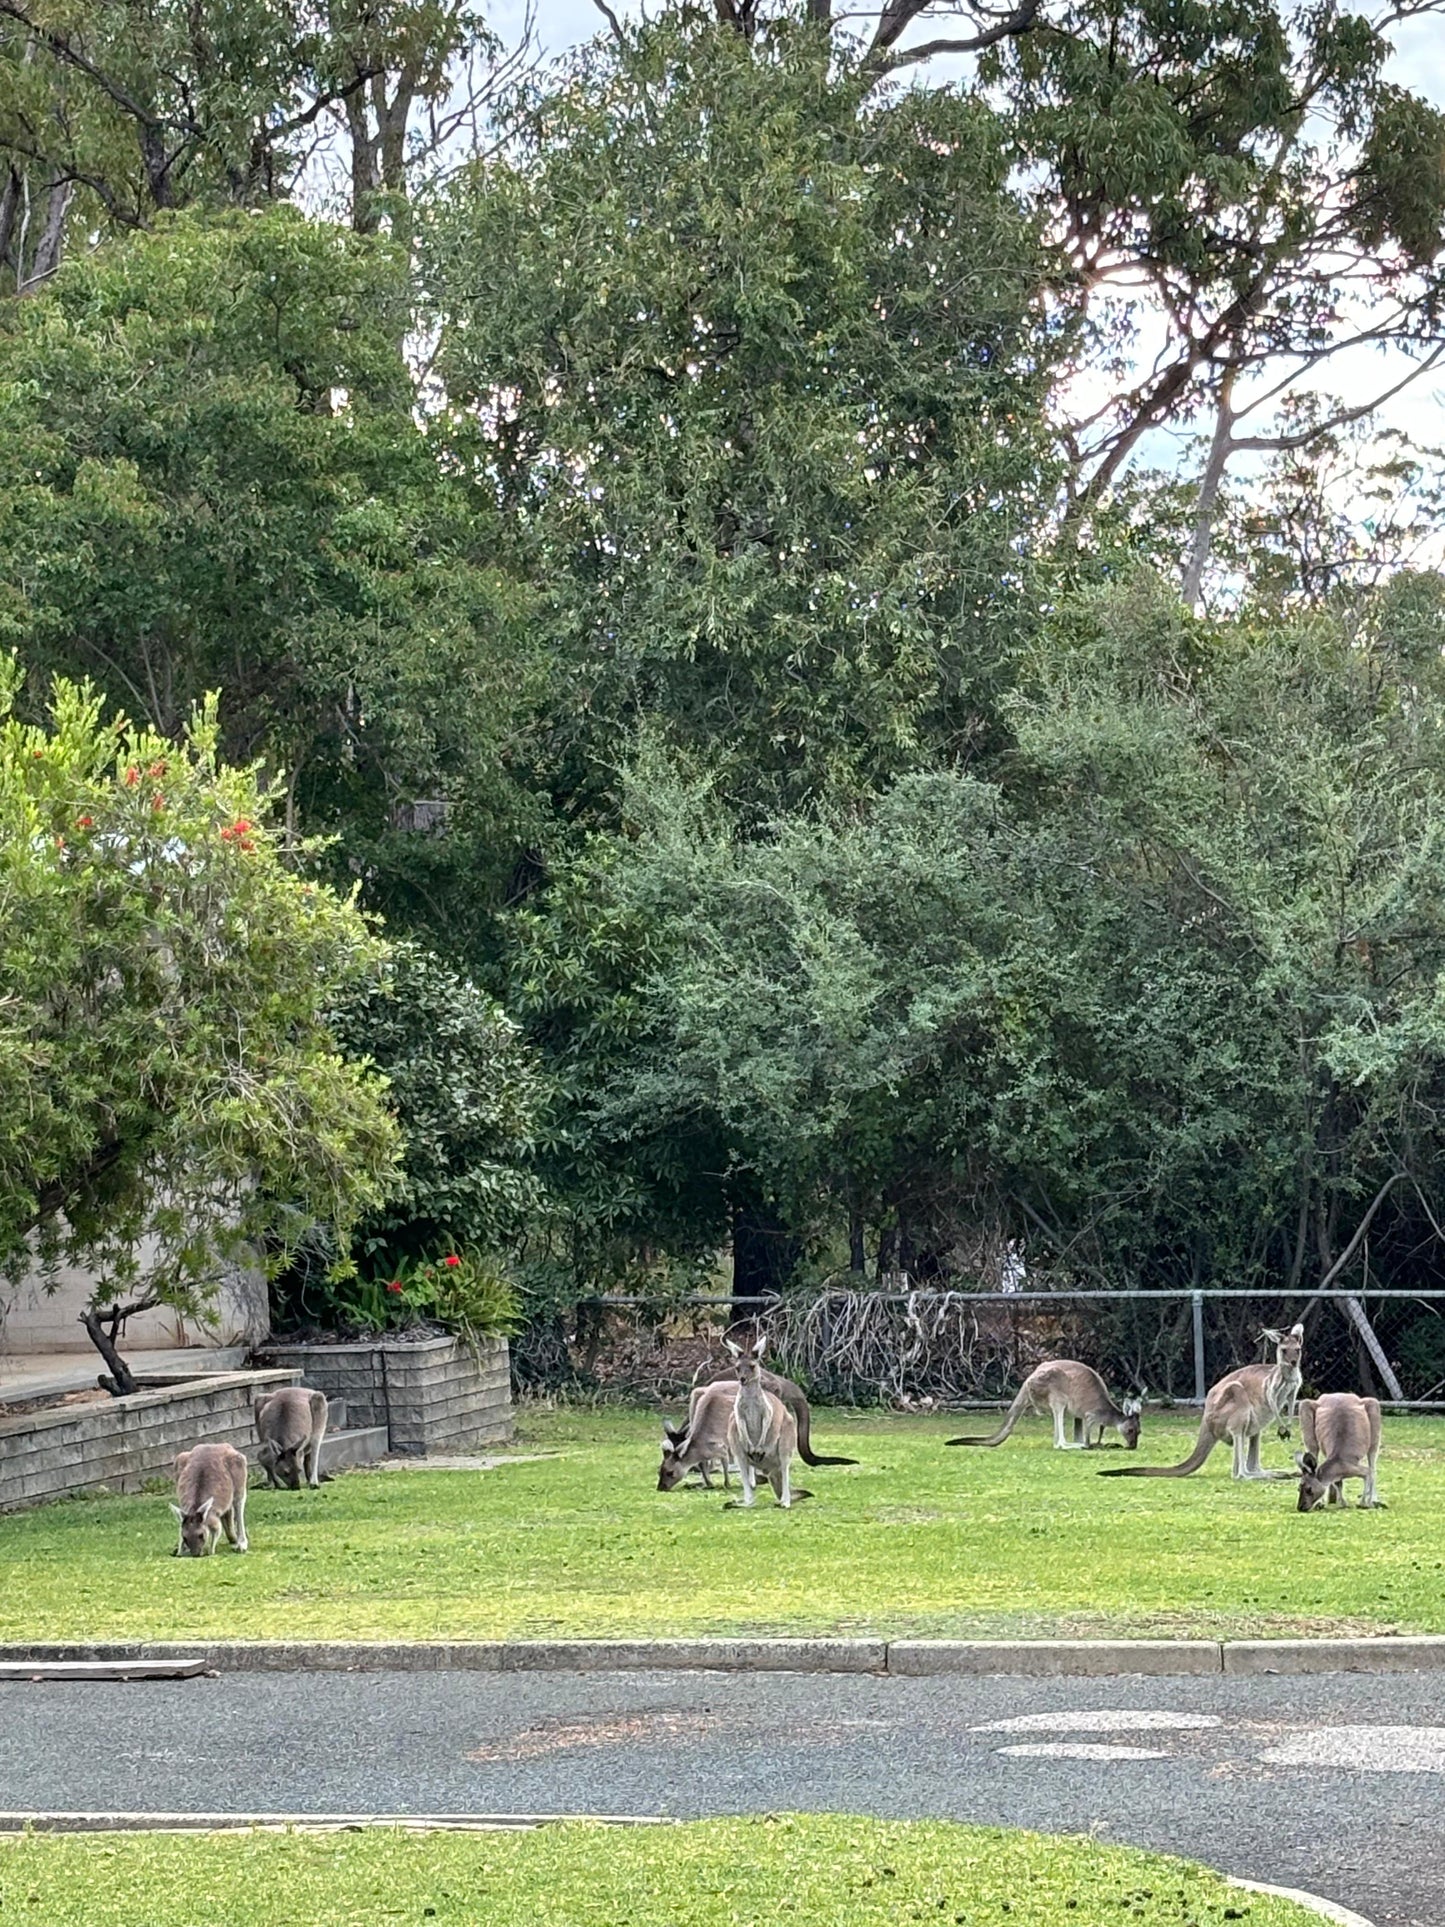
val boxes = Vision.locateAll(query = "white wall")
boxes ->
[0,1257,269,1356]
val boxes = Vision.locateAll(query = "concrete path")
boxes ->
[0,1346,245,1402]
[2,1667,1442,1924]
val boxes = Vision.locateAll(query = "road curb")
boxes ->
[1230,1877,1374,1926]
[4,1635,1445,1678]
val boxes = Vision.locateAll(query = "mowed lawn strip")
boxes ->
[3,1409,1443,1643]
[0,1818,1325,1927]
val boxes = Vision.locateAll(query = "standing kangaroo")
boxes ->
[695,1361,857,1468]
[725,1338,807,1509]
[254,1386,329,1490]
[946,1360,1142,1450]
[1295,1393,1385,1511]
[170,1442,249,1556]
[1098,1324,1304,1482]
[658,1380,739,1491]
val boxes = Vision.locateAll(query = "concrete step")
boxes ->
[318,1426,388,1475]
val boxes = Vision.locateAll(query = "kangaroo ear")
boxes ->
[752,1336,766,1358]
[169,1503,184,1521]
[199,1495,215,1520]
[1295,1451,1317,1474]
[1123,1398,1142,1416]
[1289,1322,1304,1338]
[1259,1327,1282,1345]
[724,1339,742,1359]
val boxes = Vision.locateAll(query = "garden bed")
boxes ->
[0,1368,299,1512]
[258,1333,511,1454]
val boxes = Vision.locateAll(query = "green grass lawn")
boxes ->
[2,1406,1443,1644]
[0,1817,1323,1927]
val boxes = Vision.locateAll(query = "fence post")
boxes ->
[1192,1291,1206,1403]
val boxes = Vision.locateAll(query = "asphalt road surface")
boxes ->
[4,1666,1444,1925]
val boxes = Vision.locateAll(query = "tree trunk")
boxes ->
[1181,367,1237,609]
[730,1194,798,1320]
[17,172,72,293]
[80,1296,161,1396]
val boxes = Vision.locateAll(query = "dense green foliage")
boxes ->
[0,1818,1323,1927]
[4,1407,1444,1642]
[0,658,400,1316]
[4,3,1445,1313]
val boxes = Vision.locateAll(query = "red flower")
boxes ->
[239,839,255,853]
[152,793,165,811]
[443,1254,461,1268]
[386,1280,404,1295]
[233,818,252,834]
[124,766,139,786]
[148,760,166,778]
[76,814,93,829]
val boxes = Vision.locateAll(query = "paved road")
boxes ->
[3,1667,1444,1924]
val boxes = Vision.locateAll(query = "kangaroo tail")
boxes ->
[946,1385,1029,1448]
[791,1395,858,1469]
[1097,1422,1218,1477]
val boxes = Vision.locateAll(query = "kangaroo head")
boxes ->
[1294,1449,1332,1512]
[727,1335,766,1388]
[657,1429,689,1492]
[1261,1322,1305,1369]
[169,1493,219,1556]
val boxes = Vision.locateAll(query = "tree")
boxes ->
[0,657,402,1388]
[0,206,531,959]
[527,570,1445,1302]
[0,0,525,292]
[426,17,1059,826]
[980,0,1445,600]
[328,939,545,1264]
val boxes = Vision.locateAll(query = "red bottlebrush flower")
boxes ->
[386,1280,404,1294]
[31,748,42,758]
[76,814,93,829]
[124,766,139,785]
[443,1254,461,1268]
[152,793,165,811]
[148,760,166,778]
[233,818,252,834]
[239,838,255,852]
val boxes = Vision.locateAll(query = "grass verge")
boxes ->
[1,1407,1442,1643]
[0,1817,1326,1926]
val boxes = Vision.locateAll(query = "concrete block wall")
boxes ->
[0,1369,299,1513]
[259,1336,511,1454]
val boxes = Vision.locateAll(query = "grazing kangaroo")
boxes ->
[1099,1323,1305,1482]
[254,1386,329,1490]
[946,1360,1142,1450]
[695,1362,858,1468]
[1295,1393,1385,1511]
[658,1380,739,1491]
[725,1337,808,1509]
[171,1442,249,1556]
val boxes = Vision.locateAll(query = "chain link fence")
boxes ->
[513,1287,1445,1409]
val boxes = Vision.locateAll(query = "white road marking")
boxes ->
[1260,1725,1445,1773]
[974,1710,1222,1734]
[997,1743,1171,1762]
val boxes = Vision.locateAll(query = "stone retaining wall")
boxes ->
[0,1369,299,1512]
[258,1336,511,1454]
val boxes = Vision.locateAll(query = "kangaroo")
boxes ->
[695,1361,857,1468]
[1099,1323,1305,1482]
[945,1360,1142,1450]
[170,1442,249,1556]
[658,1380,739,1492]
[1295,1393,1385,1511]
[725,1337,808,1509]
[254,1386,329,1490]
